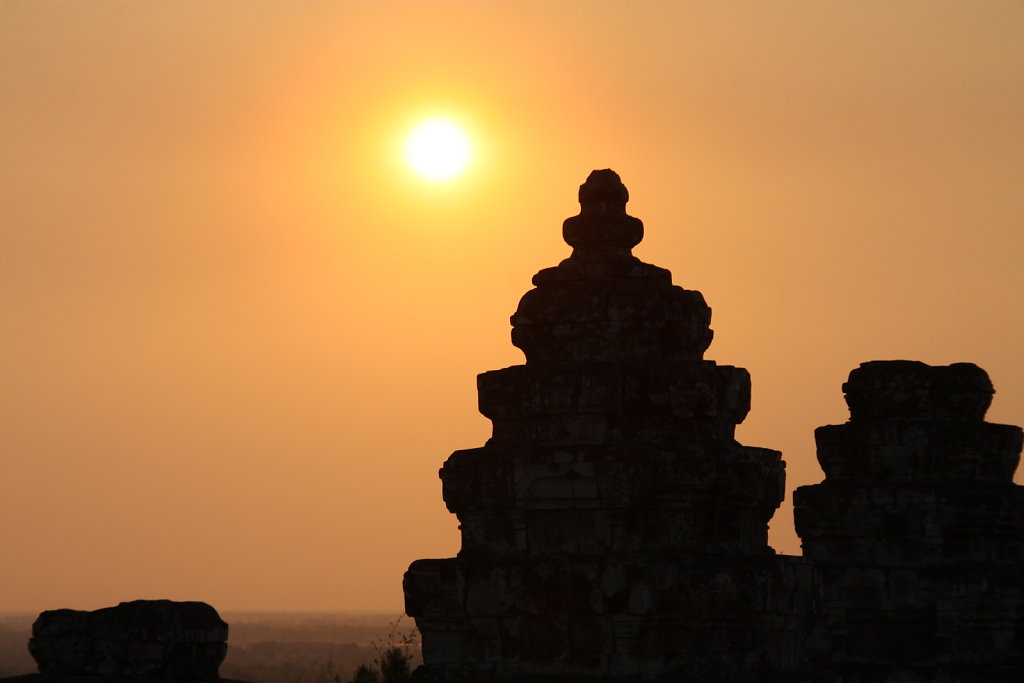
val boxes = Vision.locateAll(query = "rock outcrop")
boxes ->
[795,361,1024,681]
[404,170,817,682]
[11,600,231,683]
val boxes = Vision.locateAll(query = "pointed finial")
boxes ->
[579,169,629,210]
[562,169,644,252]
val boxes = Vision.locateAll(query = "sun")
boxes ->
[404,118,472,182]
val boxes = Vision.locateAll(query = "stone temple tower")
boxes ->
[794,361,1024,681]
[404,170,817,682]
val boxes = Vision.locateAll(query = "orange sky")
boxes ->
[2,1,1022,613]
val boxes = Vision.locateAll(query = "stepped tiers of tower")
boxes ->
[405,170,811,682]
[404,171,1024,682]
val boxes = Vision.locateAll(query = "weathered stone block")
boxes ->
[405,559,464,618]
[843,360,994,422]
[815,419,1022,481]
[28,600,227,679]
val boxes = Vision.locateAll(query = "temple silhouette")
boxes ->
[403,170,1024,682]
[4,172,1022,683]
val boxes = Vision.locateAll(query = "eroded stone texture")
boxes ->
[794,361,1024,681]
[405,171,813,682]
[27,600,228,681]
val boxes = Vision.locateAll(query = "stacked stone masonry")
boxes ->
[794,361,1024,682]
[406,171,811,682]
[404,171,1024,682]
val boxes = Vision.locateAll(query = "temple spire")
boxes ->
[562,169,643,252]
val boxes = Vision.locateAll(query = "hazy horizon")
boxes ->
[2,0,1022,614]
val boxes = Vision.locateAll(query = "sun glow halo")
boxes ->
[404,118,472,182]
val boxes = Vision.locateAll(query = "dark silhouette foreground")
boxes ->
[2,600,242,683]
[2,173,1020,683]
[404,171,1024,681]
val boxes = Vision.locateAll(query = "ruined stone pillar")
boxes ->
[405,171,817,682]
[26,600,230,681]
[795,361,1024,681]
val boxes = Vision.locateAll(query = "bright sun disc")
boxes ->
[404,118,472,182]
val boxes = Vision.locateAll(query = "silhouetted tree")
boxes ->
[349,665,378,683]
[345,618,417,683]
[377,646,412,682]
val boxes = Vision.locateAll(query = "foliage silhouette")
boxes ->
[345,618,417,683]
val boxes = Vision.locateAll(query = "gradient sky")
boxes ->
[2,0,1022,613]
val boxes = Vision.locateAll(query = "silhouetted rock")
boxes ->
[795,361,1024,681]
[405,171,815,682]
[14,600,231,683]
